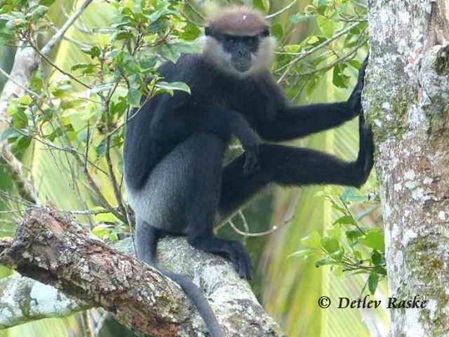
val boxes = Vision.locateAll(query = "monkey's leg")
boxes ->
[219,123,373,220]
[184,133,252,279]
[135,220,160,264]
[135,220,224,337]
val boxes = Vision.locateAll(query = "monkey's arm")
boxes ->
[256,100,357,141]
[256,58,367,142]
[190,105,260,172]
[124,93,189,191]
[150,101,260,174]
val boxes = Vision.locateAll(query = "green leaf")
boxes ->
[368,273,379,294]
[289,249,314,259]
[31,5,48,21]
[114,31,135,40]
[341,187,368,202]
[179,22,202,41]
[330,248,345,261]
[327,224,342,240]
[301,231,322,249]
[96,138,107,157]
[315,256,335,267]
[353,250,363,262]
[346,229,364,242]
[333,266,344,277]
[39,0,56,6]
[289,13,312,24]
[127,87,143,107]
[91,82,116,94]
[110,96,128,117]
[318,0,327,8]
[360,229,385,251]
[81,46,101,59]
[12,108,28,129]
[50,81,73,98]
[71,63,97,75]
[14,135,31,154]
[92,224,112,238]
[18,94,33,105]
[333,63,350,88]
[252,0,270,12]
[321,236,340,253]
[374,266,387,276]
[371,250,384,266]
[284,44,301,53]
[271,23,283,40]
[316,16,334,38]
[333,215,354,225]
[6,18,27,29]
[156,81,191,95]
[0,128,19,141]
[348,59,362,70]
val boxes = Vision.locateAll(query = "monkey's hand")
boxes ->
[228,111,261,175]
[243,144,260,175]
[347,56,369,116]
[354,109,374,187]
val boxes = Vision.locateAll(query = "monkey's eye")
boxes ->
[260,28,270,37]
[244,36,258,50]
[224,35,237,44]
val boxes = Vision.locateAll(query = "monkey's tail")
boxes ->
[142,226,225,337]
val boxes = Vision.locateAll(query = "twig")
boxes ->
[276,21,362,83]
[0,67,39,98]
[41,0,94,56]
[0,207,115,215]
[29,39,91,89]
[11,128,108,175]
[0,145,38,203]
[294,38,367,77]
[266,0,298,19]
[227,211,295,238]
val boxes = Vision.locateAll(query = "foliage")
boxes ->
[0,0,196,159]
[291,186,386,294]
[272,0,368,100]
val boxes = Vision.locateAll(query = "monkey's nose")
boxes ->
[238,50,249,57]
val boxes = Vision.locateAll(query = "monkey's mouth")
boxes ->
[232,57,252,73]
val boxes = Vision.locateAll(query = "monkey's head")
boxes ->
[203,7,276,77]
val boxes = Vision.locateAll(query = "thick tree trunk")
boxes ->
[365,0,449,335]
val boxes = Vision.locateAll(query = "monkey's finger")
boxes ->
[236,244,252,280]
[359,56,369,79]
[227,241,252,280]
[355,123,374,186]
[243,153,260,175]
[239,251,252,280]
[224,242,244,275]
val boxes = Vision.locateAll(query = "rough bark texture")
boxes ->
[0,209,284,337]
[365,0,449,336]
[0,274,89,329]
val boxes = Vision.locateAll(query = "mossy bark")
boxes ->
[365,1,449,336]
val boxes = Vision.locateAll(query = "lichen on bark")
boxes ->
[365,0,449,335]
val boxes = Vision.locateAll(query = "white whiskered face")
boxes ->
[202,35,276,78]
[249,36,276,75]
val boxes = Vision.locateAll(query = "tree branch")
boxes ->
[40,0,93,57]
[0,209,284,337]
[0,274,89,329]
